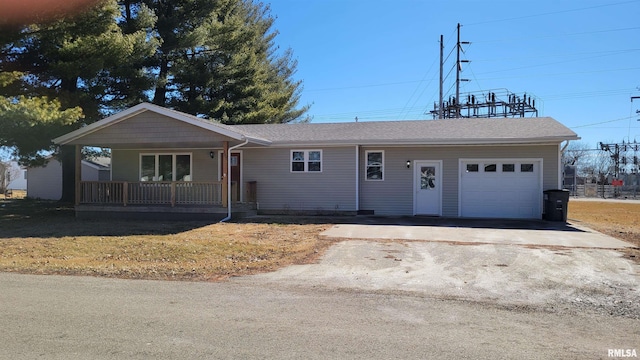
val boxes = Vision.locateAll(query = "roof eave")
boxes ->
[244,136,272,146]
[53,102,247,145]
[53,106,147,145]
[264,136,580,147]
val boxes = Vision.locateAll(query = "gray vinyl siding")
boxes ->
[243,147,356,212]
[75,113,231,147]
[111,149,219,182]
[80,163,102,182]
[98,170,111,181]
[359,144,559,216]
[110,143,559,217]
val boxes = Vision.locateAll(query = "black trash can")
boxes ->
[543,189,570,222]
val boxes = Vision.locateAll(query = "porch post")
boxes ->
[222,141,229,207]
[170,182,176,207]
[74,145,81,206]
[123,182,128,206]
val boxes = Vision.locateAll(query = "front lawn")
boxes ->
[0,198,335,281]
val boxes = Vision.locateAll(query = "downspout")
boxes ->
[220,139,250,222]
[559,140,571,189]
[355,145,360,213]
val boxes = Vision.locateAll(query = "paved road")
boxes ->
[1,272,638,359]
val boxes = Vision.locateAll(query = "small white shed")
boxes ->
[27,158,110,200]
[4,161,27,190]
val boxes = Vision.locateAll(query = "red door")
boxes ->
[221,152,241,202]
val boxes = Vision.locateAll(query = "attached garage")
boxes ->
[459,159,543,219]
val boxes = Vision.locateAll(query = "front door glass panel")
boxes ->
[420,166,436,190]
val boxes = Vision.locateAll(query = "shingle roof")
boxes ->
[232,117,578,145]
[52,102,579,147]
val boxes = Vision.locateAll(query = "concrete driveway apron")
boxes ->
[320,219,633,249]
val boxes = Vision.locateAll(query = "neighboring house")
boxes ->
[52,102,579,220]
[27,157,110,200]
[4,161,27,190]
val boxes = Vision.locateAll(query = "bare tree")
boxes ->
[0,160,21,194]
[563,141,591,166]
[563,141,603,180]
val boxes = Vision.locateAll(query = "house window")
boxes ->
[366,151,384,181]
[291,150,322,172]
[502,164,515,172]
[466,164,479,172]
[140,153,192,181]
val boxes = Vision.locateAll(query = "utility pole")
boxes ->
[455,23,470,118]
[438,34,443,119]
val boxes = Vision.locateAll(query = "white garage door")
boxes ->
[460,160,542,219]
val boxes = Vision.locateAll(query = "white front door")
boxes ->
[414,161,442,215]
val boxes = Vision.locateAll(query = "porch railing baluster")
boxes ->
[79,181,223,206]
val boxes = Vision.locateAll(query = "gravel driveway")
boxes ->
[251,221,640,318]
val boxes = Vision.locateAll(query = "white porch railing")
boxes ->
[80,181,223,206]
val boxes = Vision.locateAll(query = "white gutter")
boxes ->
[220,139,250,222]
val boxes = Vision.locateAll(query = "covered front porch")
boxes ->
[75,180,256,220]
[52,103,268,220]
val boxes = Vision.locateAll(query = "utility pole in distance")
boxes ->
[455,23,470,118]
[438,34,443,119]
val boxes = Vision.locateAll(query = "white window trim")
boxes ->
[290,150,323,173]
[139,152,193,181]
[365,150,384,181]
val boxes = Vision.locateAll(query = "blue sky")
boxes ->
[267,0,640,148]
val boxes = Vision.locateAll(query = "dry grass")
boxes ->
[0,189,26,200]
[0,198,336,281]
[568,200,640,261]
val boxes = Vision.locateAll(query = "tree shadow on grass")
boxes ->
[0,198,213,238]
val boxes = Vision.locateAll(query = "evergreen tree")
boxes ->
[0,0,156,164]
[0,0,155,201]
[0,72,84,164]
[124,0,310,123]
[1,0,309,201]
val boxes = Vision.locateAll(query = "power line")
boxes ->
[470,66,640,81]
[472,48,640,64]
[474,27,640,44]
[466,0,640,26]
[399,55,438,120]
[571,115,636,129]
[306,80,430,92]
